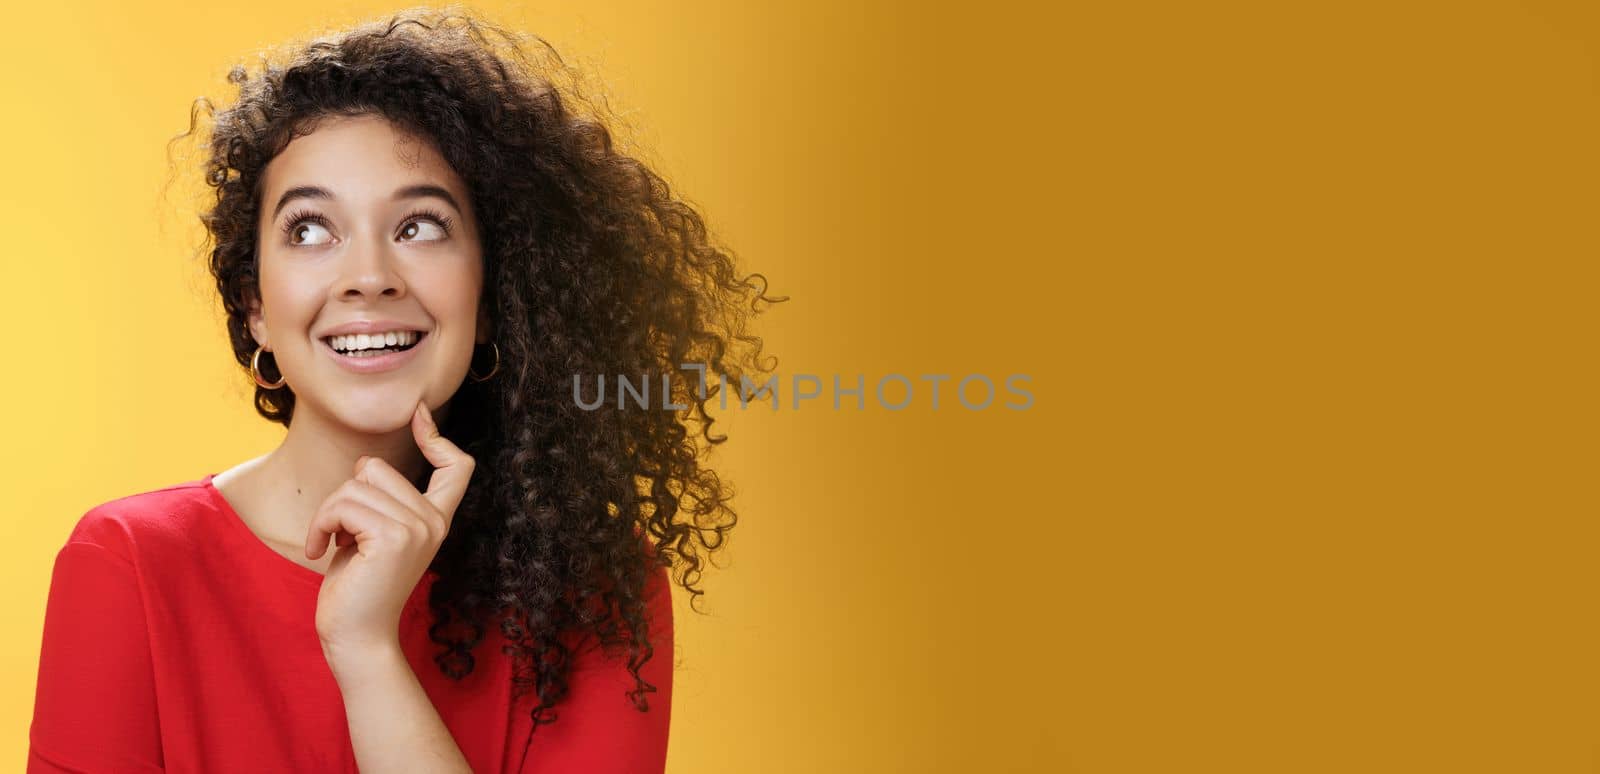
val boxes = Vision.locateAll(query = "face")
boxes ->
[249,113,489,434]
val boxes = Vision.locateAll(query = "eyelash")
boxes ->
[279,207,455,243]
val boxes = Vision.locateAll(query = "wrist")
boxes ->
[321,636,406,681]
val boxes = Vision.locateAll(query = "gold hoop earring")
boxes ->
[469,341,500,382]
[251,345,286,389]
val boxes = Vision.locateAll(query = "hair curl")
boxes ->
[166,5,784,767]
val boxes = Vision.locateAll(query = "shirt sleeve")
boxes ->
[522,563,674,773]
[29,541,164,774]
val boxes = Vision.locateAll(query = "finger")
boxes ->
[356,457,447,537]
[333,479,431,539]
[305,491,409,560]
[314,528,357,558]
[411,401,476,518]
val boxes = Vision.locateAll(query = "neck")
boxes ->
[252,400,449,544]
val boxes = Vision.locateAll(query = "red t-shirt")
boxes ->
[29,473,673,773]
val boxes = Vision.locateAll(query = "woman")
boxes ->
[29,7,780,773]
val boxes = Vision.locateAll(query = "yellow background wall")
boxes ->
[2,1,1594,771]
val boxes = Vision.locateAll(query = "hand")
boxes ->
[306,400,476,656]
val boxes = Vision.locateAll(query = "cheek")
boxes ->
[417,265,484,317]
[255,265,326,331]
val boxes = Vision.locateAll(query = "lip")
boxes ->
[320,331,429,374]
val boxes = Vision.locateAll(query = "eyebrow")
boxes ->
[270,184,463,219]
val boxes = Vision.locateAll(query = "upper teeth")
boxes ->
[327,331,420,352]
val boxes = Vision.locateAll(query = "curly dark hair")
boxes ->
[165,5,783,767]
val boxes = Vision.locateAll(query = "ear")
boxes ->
[476,303,493,345]
[246,293,269,349]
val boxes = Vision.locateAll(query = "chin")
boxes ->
[322,392,426,434]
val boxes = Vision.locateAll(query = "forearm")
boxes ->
[324,641,472,774]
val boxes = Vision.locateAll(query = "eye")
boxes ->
[282,210,334,246]
[399,220,446,242]
[398,209,454,242]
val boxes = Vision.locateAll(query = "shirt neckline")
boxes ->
[203,472,327,588]
[200,471,441,614]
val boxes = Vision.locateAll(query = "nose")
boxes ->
[335,237,407,300]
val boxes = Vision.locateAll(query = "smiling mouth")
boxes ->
[321,331,429,358]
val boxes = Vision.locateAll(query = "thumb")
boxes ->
[411,400,474,517]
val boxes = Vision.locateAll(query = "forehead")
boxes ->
[259,114,468,206]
